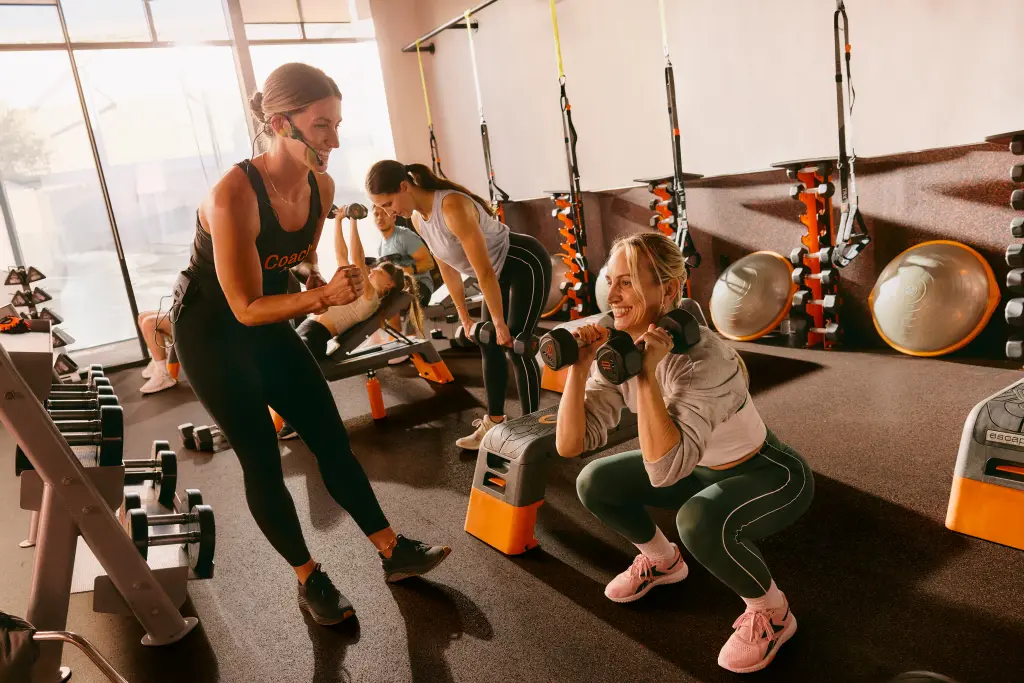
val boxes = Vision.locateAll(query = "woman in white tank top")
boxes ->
[366,161,553,450]
[294,204,425,360]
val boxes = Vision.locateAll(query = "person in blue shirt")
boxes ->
[374,204,434,307]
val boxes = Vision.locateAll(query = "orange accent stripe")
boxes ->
[996,464,1024,476]
[946,475,1024,551]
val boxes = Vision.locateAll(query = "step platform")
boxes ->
[946,378,1024,550]
[465,404,638,555]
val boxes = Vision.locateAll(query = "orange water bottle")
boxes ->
[366,371,386,420]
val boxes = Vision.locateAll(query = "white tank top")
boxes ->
[319,290,379,337]
[414,189,510,277]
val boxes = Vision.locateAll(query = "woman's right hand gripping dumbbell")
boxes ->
[570,323,610,370]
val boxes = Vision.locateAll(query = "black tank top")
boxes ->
[187,159,321,297]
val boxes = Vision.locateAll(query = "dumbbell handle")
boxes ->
[54,419,105,432]
[145,511,194,526]
[32,631,129,683]
[123,458,162,469]
[49,408,104,420]
[149,530,201,546]
[63,432,119,446]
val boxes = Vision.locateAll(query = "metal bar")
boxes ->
[0,37,371,51]
[54,0,147,358]
[25,485,77,682]
[0,341,193,645]
[221,0,259,145]
[0,168,26,266]
[149,531,196,545]
[142,0,158,42]
[33,631,130,683]
[295,0,306,40]
[400,0,501,52]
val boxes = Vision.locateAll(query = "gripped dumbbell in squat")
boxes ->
[539,315,619,371]
[474,321,540,356]
[595,308,702,385]
[127,491,215,578]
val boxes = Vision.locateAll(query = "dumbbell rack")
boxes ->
[548,190,594,320]
[772,158,842,349]
[989,130,1024,359]
[0,336,199,681]
[635,173,704,298]
[5,265,76,353]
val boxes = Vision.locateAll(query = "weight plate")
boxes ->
[128,508,149,560]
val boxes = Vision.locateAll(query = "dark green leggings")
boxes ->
[576,430,813,598]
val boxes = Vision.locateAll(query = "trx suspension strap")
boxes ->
[658,0,700,279]
[831,0,869,268]
[464,9,509,220]
[416,39,446,178]
[548,0,593,318]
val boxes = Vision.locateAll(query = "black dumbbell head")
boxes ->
[1012,189,1024,211]
[789,185,804,200]
[185,489,204,514]
[188,505,216,579]
[1012,136,1024,156]
[785,314,811,348]
[539,328,579,370]
[1007,336,1024,359]
[791,267,807,285]
[1013,217,1024,239]
[791,290,811,309]
[1008,269,1024,295]
[178,423,197,450]
[789,247,808,265]
[596,334,643,385]
[824,322,842,342]
[99,405,124,439]
[151,439,170,460]
[129,508,149,560]
[1012,164,1024,184]
[819,269,838,287]
[822,294,840,315]
[158,452,177,508]
[658,309,701,352]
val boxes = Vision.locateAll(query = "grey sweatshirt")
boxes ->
[582,327,765,487]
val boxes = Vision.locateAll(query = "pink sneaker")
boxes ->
[604,545,688,603]
[717,598,797,674]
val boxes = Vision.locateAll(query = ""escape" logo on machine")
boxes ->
[986,429,1024,447]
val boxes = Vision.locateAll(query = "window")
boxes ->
[0,51,137,352]
[251,41,394,265]
[73,46,252,316]
[0,5,63,44]
[60,0,151,43]
[148,0,229,42]
[245,23,303,40]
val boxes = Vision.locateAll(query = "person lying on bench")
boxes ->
[554,232,815,675]
[295,203,424,361]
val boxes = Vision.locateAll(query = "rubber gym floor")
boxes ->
[2,345,1023,683]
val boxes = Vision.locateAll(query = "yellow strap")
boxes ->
[415,39,433,127]
[658,0,670,58]
[549,0,565,80]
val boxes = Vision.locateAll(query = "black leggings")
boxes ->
[173,288,389,567]
[481,232,552,416]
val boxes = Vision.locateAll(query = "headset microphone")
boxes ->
[283,115,324,167]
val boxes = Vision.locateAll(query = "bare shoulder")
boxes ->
[199,165,258,237]
[314,172,336,214]
[440,192,480,233]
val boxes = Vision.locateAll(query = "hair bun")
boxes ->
[249,91,266,123]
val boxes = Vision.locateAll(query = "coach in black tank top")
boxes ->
[171,63,450,629]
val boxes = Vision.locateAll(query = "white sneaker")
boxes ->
[455,415,505,450]
[140,365,176,394]
[141,359,159,379]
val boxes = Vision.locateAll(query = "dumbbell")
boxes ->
[1007,269,1024,296]
[51,370,108,392]
[786,315,841,346]
[1013,135,1024,156]
[649,197,674,211]
[51,403,123,436]
[789,182,835,200]
[1012,189,1024,211]
[50,385,115,402]
[1006,244,1024,268]
[595,308,702,385]
[1012,164,1024,184]
[650,214,675,228]
[473,322,539,356]
[45,394,118,411]
[178,423,222,451]
[127,496,215,578]
[792,267,838,287]
[789,246,834,267]
[1007,334,1024,359]
[539,316,616,370]
[1006,298,1024,327]
[344,202,368,220]
[791,290,840,316]
[123,448,177,508]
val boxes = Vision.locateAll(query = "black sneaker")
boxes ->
[297,564,355,626]
[380,535,452,583]
[278,423,299,440]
